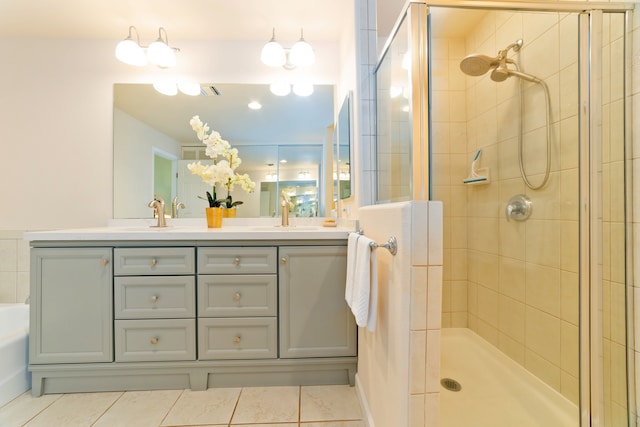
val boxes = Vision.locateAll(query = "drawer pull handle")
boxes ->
[150,337,159,345]
[233,336,241,344]
[150,295,158,303]
[234,257,241,265]
[100,258,109,267]
[234,292,242,301]
[281,257,287,264]
[150,258,157,266]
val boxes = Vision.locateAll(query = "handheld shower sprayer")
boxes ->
[458,39,552,191]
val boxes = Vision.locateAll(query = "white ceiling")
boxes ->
[0,0,352,41]
[0,0,483,41]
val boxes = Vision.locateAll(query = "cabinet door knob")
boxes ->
[233,336,241,344]
[150,337,159,345]
[100,258,109,267]
[233,292,242,301]
[150,258,157,266]
[150,295,158,303]
[233,257,241,265]
[281,257,287,264]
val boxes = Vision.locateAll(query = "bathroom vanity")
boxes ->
[25,224,356,396]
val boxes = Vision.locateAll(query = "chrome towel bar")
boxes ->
[357,230,398,256]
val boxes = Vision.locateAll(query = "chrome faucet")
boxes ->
[147,195,167,227]
[171,196,185,218]
[281,191,291,227]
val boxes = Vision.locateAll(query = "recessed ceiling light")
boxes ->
[280,159,287,163]
[248,101,262,110]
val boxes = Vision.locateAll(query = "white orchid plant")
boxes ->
[187,115,255,208]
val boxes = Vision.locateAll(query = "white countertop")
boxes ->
[24,218,354,242]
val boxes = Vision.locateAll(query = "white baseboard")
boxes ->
[355,373,375,427]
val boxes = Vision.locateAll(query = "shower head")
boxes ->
[490,66,541,83]
[459,54,500,76]
[460,39,525,78]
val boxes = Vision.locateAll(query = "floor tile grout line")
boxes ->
[18,392,63,427]
[89,391,126,426]
[298,385,302,425]
[158,389,187,427]
[226,386,244,426]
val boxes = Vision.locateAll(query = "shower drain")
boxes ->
[440,378,462,392]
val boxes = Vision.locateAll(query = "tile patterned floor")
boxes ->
[0,385,364,427]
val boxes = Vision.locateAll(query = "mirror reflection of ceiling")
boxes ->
[114,84,334,146]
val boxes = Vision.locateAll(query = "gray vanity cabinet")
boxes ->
[113,248,196,362]
[279,246,357,358]
[28,240,356,396]
[30,247,113,364]
[197,247,278,360]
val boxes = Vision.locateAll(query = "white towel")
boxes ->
[345,234,378,332]
[345,232,360,305]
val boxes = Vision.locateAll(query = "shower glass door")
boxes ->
[422,5,629,427]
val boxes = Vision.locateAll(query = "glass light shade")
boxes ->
[177,81,200,96]
[261,41,286,67]
[115,39,147,66]
[248,101,262,110]
[270,82,291,96]
[293,83,314,97]
[289,39,315,67]
[153,81,178,96]
[147,40,176,68]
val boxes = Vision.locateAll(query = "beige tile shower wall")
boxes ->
[460,11,580,405]
[633,6,640,427]
[431,37,469,329]
[0,230,30,304]
[601,12,629,426]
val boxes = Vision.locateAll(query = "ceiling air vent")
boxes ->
[200,85,221,96]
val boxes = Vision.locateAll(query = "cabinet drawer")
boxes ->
[198,317,277,360]
[198,275,276,317]
[115,319,196,362]
[114,248,195,276]
[114,276,195,319]
[197,247,276,274]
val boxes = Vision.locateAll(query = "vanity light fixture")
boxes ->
[152,80,201,97]
[248,101,262,110]
[292,83,314,97]
[153,81,178,96]
[298,171,311,179]
[261,28,315,70]
[115,26,179,68]
[177,81,201,96]
[270,82,291,97]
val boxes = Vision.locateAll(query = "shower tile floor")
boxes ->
[0,385,364,427]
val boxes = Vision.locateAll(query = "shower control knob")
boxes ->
[506,194,532,222]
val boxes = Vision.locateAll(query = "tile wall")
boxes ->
[0,231,30,304]
[601,11,629,426]
[631,4,640,427]
[432,10,583,404]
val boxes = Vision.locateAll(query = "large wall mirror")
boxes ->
[113,83,335,219]
[334,92,352,201]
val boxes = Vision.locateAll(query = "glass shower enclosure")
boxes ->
[375,2,633,426]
